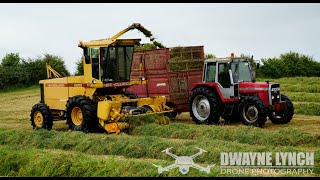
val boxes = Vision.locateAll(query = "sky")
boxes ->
[0,3,319,74]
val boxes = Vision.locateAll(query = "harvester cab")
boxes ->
[189,53,294,127]
[31,23,172,134]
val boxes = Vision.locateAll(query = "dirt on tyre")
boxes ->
[268,94,294,124]
[239,96,267,127]
[66,95,98,133]
[189,87,220,125]
[30,103,53,130]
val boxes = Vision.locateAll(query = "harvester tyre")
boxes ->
[30,103,53,130]
[239,96,267,127]
[268,94,294,124]
[189,87,220,125]
[66,96,97,133]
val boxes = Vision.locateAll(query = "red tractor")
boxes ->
[189,53,294,127]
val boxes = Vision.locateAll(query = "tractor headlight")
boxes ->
[141,76,145,81]
[92,79,97,84]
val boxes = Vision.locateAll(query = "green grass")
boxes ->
[0,84,39,93]
[0,128,318,177]
[293,102,320,116]
[0,77,320,177]
[283,92,320,103]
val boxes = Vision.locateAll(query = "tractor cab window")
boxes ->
[100,46,134,82]
[218,63,231,88]
[231,61,252,82]
[205,62,216,82]
[91,48,99,79]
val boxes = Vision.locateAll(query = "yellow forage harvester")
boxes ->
[30,23,173,134]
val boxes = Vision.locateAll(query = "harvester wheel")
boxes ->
[66,96,97,133]
[239,96,267,127]
[268,94,294,124]
[189,87,220,125]
[30,103,53,130]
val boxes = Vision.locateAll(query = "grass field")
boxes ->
[0,77,319,177]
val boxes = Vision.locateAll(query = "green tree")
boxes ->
[0,53,26,89]
[1,53,21,67]
[75,58,84,76]
[259,51,320,78]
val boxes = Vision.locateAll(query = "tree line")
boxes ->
[1,49,319,91]
[0,53,70,91]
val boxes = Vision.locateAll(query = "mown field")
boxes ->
[0,77,319,177]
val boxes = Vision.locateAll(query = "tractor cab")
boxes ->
[203,53,257,99]
[79,39,141,88]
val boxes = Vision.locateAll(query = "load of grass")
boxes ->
[169,46,204,71]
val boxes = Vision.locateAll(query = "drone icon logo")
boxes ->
[153,147,215,174]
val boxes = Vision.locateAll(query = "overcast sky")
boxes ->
[0,3,319,74]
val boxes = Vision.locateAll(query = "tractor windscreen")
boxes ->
[231,61,252,82]
[100,46,134,82]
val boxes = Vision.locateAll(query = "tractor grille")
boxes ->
[270,84,280,104]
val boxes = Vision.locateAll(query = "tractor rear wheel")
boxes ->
[30,103,53,130]
[189,87,220,125]
[268,94,294,124]
[66,96,97,133]
[239,96,267,127]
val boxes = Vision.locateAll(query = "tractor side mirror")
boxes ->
[85,55,90,64]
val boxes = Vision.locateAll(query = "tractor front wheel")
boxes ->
[30,103,53,130]
[268,94,294,124]
[189,87,220,125]
[239,96,267,127]
[66,96,97,133]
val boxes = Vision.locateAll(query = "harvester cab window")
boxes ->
[91,48,99,79]
[218,63,231,88]
[101,46,134,82]
[205,62,216,82]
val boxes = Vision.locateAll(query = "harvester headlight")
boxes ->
[272,96,274,99]
[141,76,145,81]
[277,95,280,98]
[92,79,97,84]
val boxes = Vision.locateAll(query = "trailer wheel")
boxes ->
[189,87,220,125]
[239,96,267,127]
[66,96,97,133]
[30,103,53,130]
[268,94,294,124]
[164,102,178,119]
